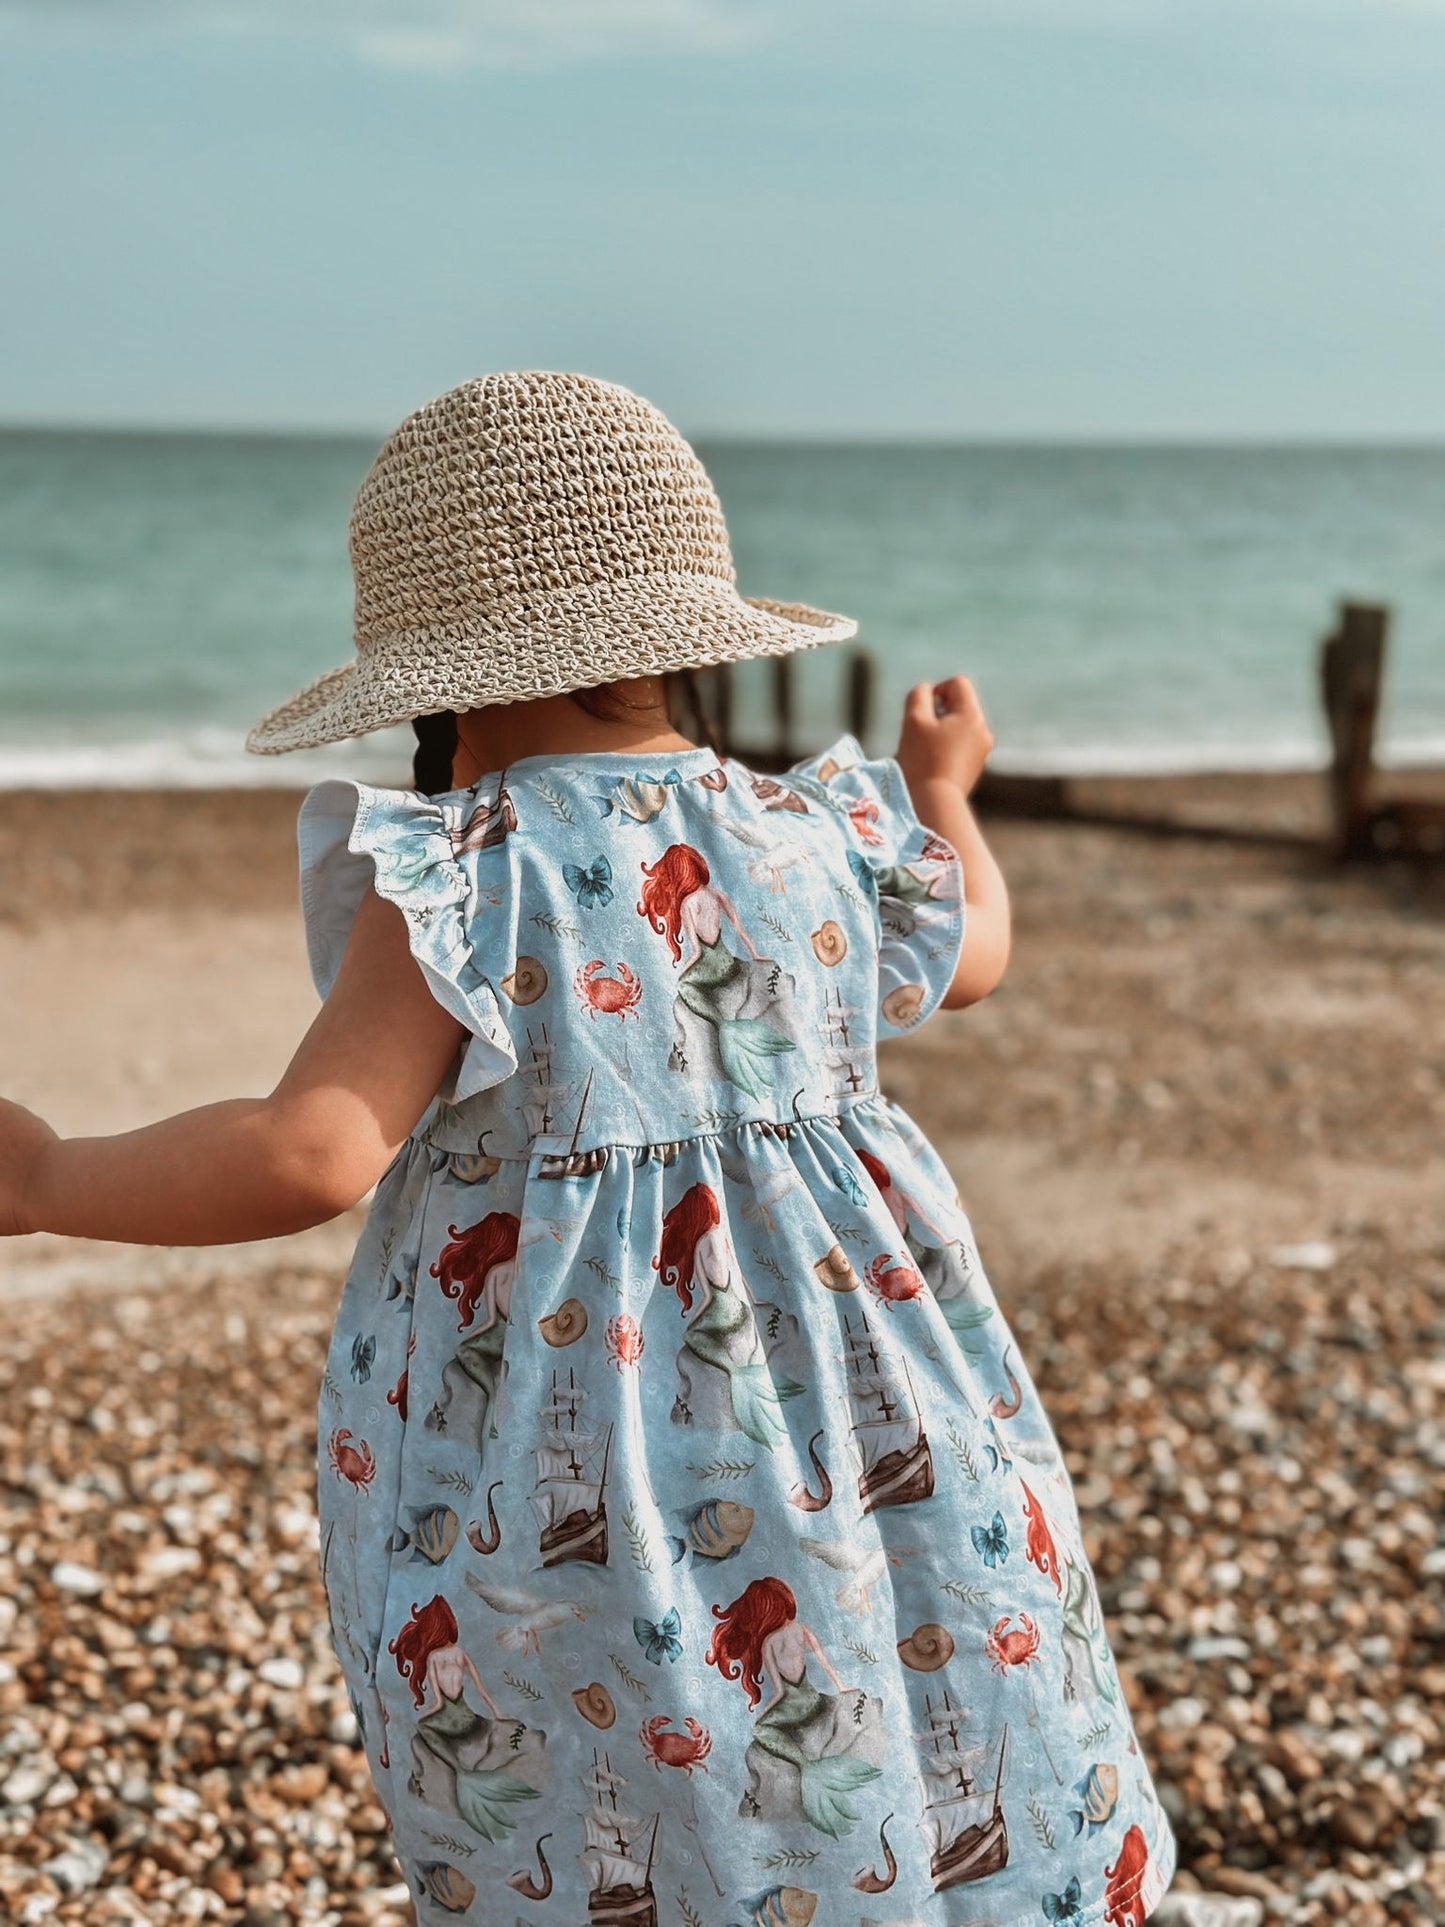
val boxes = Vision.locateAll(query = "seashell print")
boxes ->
[447,1151,503,1182]
[881,982,925,1027]
[897,1622,955,1672]
[499,955,548,1004]
[417,1862,476,1913]
[810,920,848,966]
[538,1297,588,1347]
[813,1244,859,1293]
[571,1681,616,1729]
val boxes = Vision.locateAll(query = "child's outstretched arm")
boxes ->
[895,675,1012,1010]
[0,892,467,1245]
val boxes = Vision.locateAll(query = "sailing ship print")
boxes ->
[531,1369,613,1567]
[818,985,871,1104]
[844,1309,935,1512]
[518,1027,610,1178]
[919,1691,1010,1892]
[580,1750,660,1927]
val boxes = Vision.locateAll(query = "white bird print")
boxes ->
[799,1536,917,1615]
[746,844,811,895]
[464,1574,588,1656]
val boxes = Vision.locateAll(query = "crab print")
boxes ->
[985,1612,1042,1673]
[327,1428,376,1492]
[574,959,643,1020]
[639,1715,712,1775]
[606,1313,645,1369]
[863,1251,927,1308]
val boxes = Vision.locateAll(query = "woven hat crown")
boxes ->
[351,372,736,650]
[245,369,855,753]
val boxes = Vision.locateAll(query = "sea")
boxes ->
[1,429,1443,789]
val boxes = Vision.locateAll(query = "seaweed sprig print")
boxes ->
[1079,1718,1113,1749]
[427,1465,475,1497]
[622,1501,657,1573]
[320,1371,345,1411]
[421,1830,477,1857]
[946,1419,980,1482]
[757,907,793,942]
[502,1671,544,1703]
[586,1255,622,1292]
[677,1893,705,1927]
[841,1636,877,1666]
[750,1249,786,1287]
[531,910,581,940]
[685,1457,755,1481]
[689,1107,749,1132]
[533,777,576,824]
[754,1846,820,1870]
[942,1579,991,1607]
[609,1652,653,1703]
[1027,1792,1058,1851]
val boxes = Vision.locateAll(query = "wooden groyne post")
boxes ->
[1320,600,1389,860]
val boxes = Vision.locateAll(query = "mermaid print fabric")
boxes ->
[301,733,1176,1927]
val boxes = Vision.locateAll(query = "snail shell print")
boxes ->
[537,1298,588,1347]
[881,982,925,1027]
[499,956,548,1005]
[810,919,848,966]
[813,1243,859,1293]
[897,1623,955,1672]
[571,1682,616,1729]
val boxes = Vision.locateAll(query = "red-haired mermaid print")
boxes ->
[706,1577,886,1838]
[424,1212,520,1453]
[855,1143,996,1350]
[655,1182,802,1448]
[637,842,799,1098]
[388,1595,548,1843]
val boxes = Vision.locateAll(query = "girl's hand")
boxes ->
[896,675,994,798]
[0,1100,57,1238]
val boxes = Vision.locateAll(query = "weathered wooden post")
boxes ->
[846,647,875,748]
[1320,600,1389,859]
[772,652,796,763]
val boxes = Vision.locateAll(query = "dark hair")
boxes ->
[410,668,720,796]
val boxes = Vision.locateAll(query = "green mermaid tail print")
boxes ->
[656,1182,803,1449]
[388,1595,549,1844]
[706,1577,885,1839]
[638,842,796,1099]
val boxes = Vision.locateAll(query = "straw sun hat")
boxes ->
[245,370,858,754]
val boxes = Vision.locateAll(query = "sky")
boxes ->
[2,1,1445,439]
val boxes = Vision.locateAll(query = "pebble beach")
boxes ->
[0,774,1441,1926]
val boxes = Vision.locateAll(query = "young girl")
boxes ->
[0,372,1176,1925]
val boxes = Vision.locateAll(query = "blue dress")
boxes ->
[300,733,1176,1927]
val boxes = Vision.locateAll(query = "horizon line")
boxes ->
[5,417,1445,453]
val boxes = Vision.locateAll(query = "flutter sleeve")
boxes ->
[787,732,967,1036]
[297,779,519,1103]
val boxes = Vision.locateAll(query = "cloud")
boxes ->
[0,0,769,68]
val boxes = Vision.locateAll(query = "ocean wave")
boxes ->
[1,724,1442,788]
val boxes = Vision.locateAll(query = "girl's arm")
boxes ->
[0,891,467,1244]
[895,676,1011,1010]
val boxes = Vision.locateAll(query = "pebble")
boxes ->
[1153,1898,1264,1927]
[41,1837,109,1893]
[49,1560,105,1597]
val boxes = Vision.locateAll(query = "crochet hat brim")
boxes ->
[245,573,858,755]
